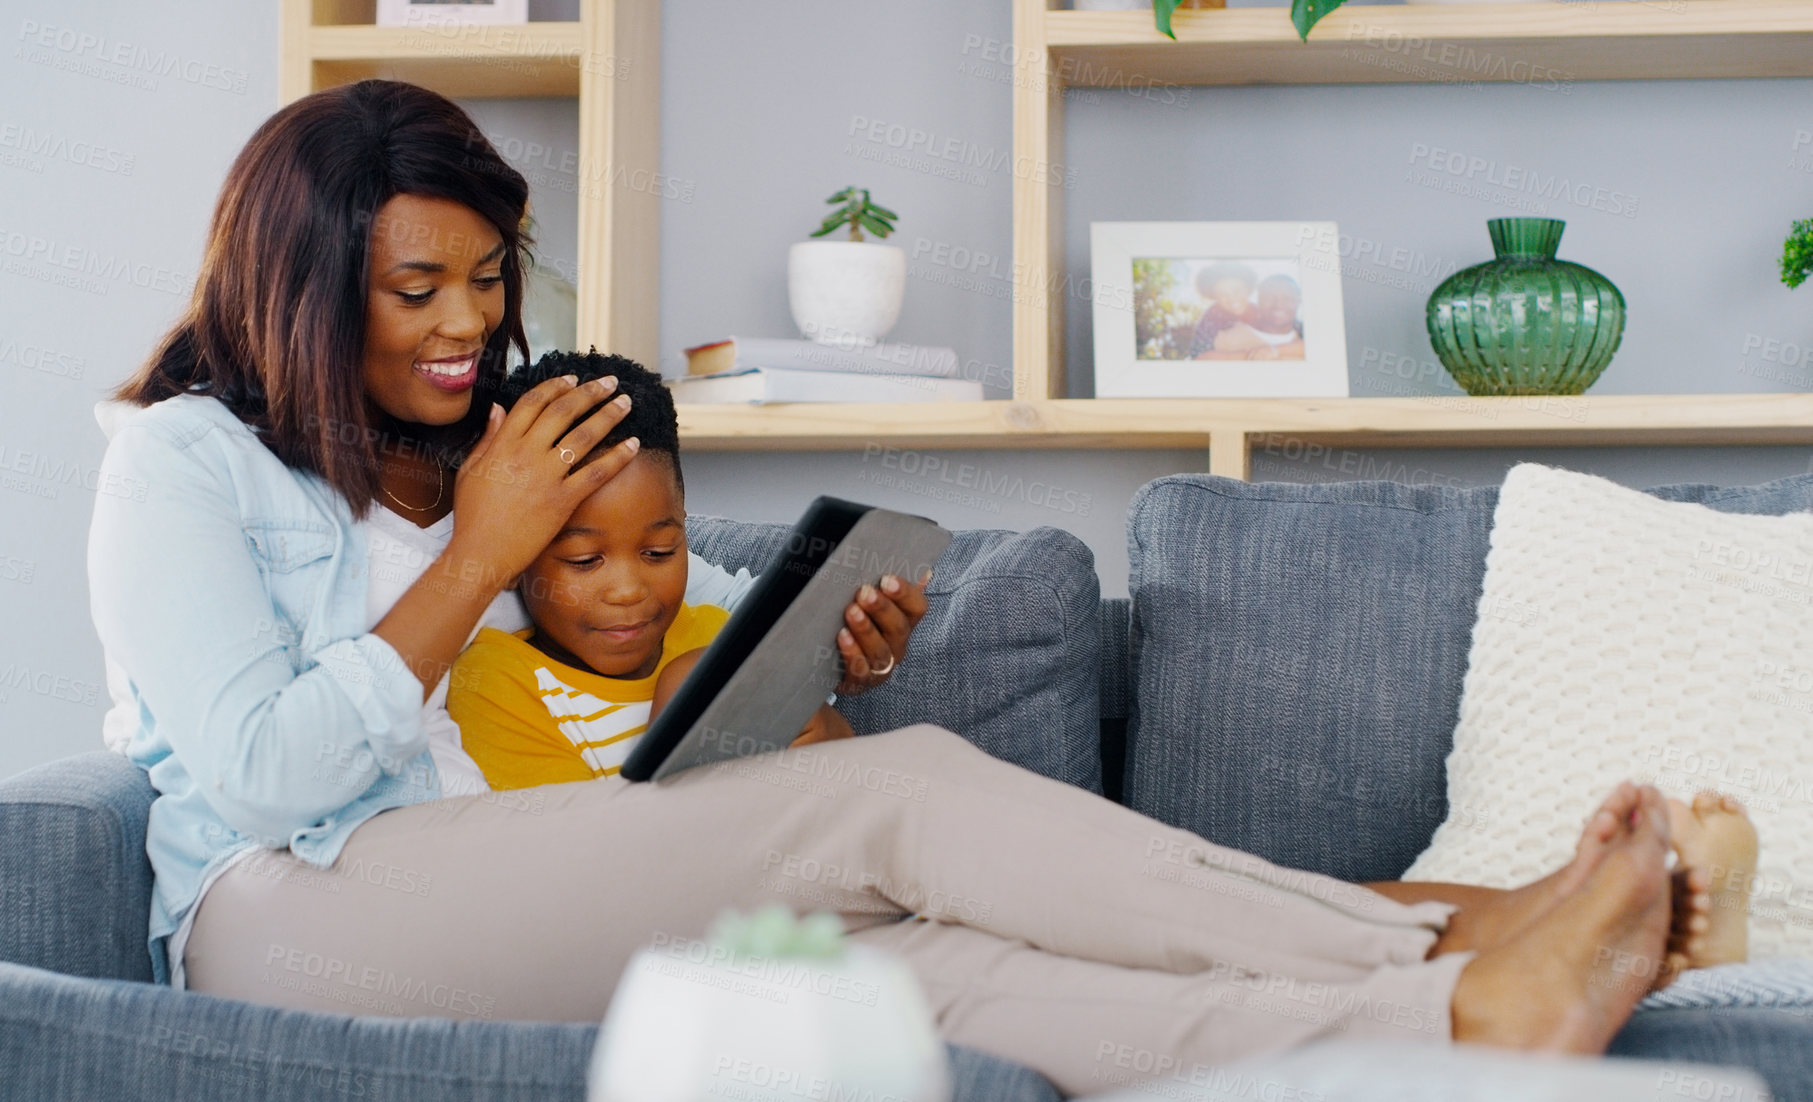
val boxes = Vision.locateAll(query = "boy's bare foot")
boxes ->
[1450,786,1674,1054]
[1427,782,1639,956]
[1665,791,1757,968]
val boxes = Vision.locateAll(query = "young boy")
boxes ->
[448,350,850,791]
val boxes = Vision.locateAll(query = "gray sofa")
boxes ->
[4,471,1813,1101]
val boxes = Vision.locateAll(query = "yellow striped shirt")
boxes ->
[449,603,729,790]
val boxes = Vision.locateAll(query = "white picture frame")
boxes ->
[1090,221,1350,399]
[376,0,529,27]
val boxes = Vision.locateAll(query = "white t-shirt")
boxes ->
[361,506,517,795]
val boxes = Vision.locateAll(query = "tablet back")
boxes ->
[623,499,951,782]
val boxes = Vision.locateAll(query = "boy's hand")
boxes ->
[791,705,854,747]
[835,571,930,696]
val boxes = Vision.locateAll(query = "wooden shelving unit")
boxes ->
[297,22,586,99]
[679,393,1813,478]
[1042,1,1813,89]
[279,0,1813,476]
[279,0,661,368]
[997,0,1813,474]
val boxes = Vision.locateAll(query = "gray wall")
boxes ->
[2,0,1810,779]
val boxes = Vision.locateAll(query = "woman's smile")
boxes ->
[414,350,481,393]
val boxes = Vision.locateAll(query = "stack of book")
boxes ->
[669,337,983,404]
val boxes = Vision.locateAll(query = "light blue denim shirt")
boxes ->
[88,394,754,981]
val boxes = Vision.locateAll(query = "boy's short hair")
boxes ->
[498,348,682,492]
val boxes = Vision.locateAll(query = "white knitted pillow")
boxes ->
[1405,464,1813,958]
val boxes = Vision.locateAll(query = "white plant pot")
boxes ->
[788,240,906,347]
[589,942,950,1102]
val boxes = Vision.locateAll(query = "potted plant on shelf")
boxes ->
[788,186,904,347]
[1105,0,1344,43]
[1781,219,1813,289]
[1076,0,1223,21]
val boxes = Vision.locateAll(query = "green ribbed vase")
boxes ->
[1425,218,1625,396]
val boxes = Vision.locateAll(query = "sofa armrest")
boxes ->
[0,752,159,982]
[0,961,1059,1102]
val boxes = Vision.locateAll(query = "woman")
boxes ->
[89,80,1690,1096]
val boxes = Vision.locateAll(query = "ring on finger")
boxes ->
[558,446,577,466]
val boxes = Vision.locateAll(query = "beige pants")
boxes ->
[186,725,1469,1096]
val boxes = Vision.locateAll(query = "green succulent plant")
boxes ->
[809,186,899,243]
[1153,0,1343,43]
[1781,218,1813,289]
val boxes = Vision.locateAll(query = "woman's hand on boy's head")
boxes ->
[449,374,638,583]
[834,570,930,696]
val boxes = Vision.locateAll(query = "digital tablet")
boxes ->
[619,496,952,782]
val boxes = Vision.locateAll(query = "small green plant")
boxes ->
[1781,219,1813,289]
[809,186,899,243]
[1153,0,1343,43]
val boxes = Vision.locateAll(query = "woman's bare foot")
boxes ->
[1423,782,1641,956]
[1665,791,1757,968]
[1450,786,1674,1054]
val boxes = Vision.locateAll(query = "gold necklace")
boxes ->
[381,463,445,513]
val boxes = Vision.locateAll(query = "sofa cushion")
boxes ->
[1406,465,1813,957]
[1124,472,1813,885]
[0,751,159,983]
[687,518,1103,793]
[0,960,1059,1102]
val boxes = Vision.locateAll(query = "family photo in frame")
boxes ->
[1091,221,1349,399]
[376,0,528,27]
[1136,258,1307,362]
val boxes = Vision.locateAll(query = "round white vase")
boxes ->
[588,941,950,1102]
[787,240,906,347]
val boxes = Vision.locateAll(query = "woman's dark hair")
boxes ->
[115,79,531,515]
[500,349,682,493]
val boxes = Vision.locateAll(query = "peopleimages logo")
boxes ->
[0,663,101,706]
[859,443,1093,517]
[263,944,496,1018]
[1344,24,1571,93]
[0,443,148,502]
[0,339,84,379]
[1405,144,1639,217]
[0,121,135,175]
[845,114,1077,189]
[0,226,190,295]
[16,20,250,94]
